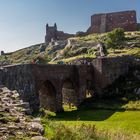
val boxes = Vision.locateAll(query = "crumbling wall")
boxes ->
[87,10,137,33]
[45,23,74,44]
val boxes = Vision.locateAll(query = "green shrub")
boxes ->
[41,118,105,140]
[105,28,126,50]
[68,47,87,56]
[34,55,50,64]
[76,31,87,37]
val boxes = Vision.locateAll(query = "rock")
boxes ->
[28,122,45,135]
[136,88,140,95]
[0,86,45,139]
[0,127,8,132]
[0,88,3,92]
[20,102,30,108]
[32,118,41,123]
[21,108,32,115]
[8,125,19,130]
[31,136,48,140]
[11,91,20,99]
[40,44,46,52]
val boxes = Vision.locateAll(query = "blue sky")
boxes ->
[0,0,140,52]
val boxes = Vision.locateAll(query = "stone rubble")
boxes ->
[0,86,47,140]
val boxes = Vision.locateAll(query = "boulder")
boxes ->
[28,122,45,135]
[31,136,48,140]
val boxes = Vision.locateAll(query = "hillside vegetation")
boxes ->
[0,30,140,65]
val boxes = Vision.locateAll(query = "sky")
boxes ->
[0,0,140,52]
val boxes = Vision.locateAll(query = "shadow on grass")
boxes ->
[48,109,117,121]
[48,97,127,121]
[47,71,140,122]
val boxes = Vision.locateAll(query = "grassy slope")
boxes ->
[108,47,140,58]
[0,31,140,64]
[0,43,44,64]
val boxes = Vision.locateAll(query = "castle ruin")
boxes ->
[87,10,137,33]
[45,10,138,44]
[45,23,74,44]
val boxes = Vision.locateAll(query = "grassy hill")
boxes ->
[0,30,140,65]
[0,30,140,140]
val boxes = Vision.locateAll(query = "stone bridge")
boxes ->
[0,56,136,112]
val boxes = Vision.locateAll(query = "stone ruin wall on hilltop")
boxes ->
[45,10,138,45]
[45,23,74,44]
[87,10,137,33]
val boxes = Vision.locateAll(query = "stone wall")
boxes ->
[45,23,74,44]
[138,23,140,30]
[32,64,93,110]
[87,10,137,33]
[91,56,133,96]
[0,64,93,112]
[0,65,39,112]
[0,56,138,112]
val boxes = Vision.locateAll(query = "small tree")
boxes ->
[33,55,50,64]
[76,31,87,37]
[105,28,126,51]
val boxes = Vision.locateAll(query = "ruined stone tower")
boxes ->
[45,23,58,44]
[87,10,137,33]
[45,23,74,45]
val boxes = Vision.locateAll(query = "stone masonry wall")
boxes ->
[0,65,39,112]
[91,56,133,96]
[45,23,74,44]
[0,64,93,112]
[87,10,137,33]
[0,56,137,112]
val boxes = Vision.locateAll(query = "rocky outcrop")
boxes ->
[0,86,46,140]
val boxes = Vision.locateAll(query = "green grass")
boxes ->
[41,99,140,140]
[60,54,96,63]
[49,109,140,133]
[108,47,140,58]
[43,110,140,140]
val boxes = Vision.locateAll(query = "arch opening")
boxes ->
[39,80,56,112]
[62,80,77,109]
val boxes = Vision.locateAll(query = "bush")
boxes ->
[69,47,87,56]
[34,55,50,64]
[41,119,105,140]
[76,31,87,37]
[105,28,126,50]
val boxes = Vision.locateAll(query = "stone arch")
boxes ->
[62,79,77,107]
[39,80,57,112]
